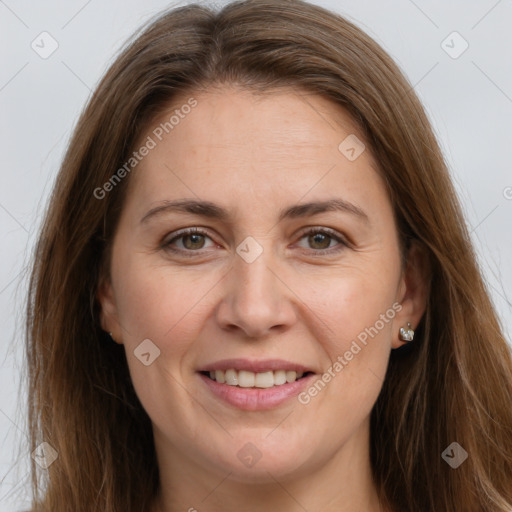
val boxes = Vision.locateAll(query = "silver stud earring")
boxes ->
[399,322,415,342]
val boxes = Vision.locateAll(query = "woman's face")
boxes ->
[99,87,425,482]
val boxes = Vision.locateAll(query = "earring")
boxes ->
[399,322,415,342]
[108,332,115,341]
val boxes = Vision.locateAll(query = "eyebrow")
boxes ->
[140,198,370,225]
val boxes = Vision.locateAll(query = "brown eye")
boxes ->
[182,233,206,250]
[296,228,348,253]
[307,232,332,250]
[163,228,216,254]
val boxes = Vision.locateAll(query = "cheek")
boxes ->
[296,267,398,400]
[301,266,398,345]
[111,261,216,429]
[113,254,220,348]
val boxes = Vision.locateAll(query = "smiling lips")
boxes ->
[207,368,305,388]
[199,358,314,388]
[198,358,316,410]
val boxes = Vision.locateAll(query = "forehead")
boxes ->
[144,87,363,154]
[125,87,384,215]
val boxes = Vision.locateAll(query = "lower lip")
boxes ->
[198,372,315,411]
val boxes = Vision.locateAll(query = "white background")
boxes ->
[1,1,511,509]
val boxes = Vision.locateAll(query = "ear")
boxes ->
[392,240,430,349]
[97,275,123,345]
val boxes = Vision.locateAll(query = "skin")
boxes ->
[98,86,428,512]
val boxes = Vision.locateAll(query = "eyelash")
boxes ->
[162,226,349,257]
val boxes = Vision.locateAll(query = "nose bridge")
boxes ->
[216,238,295,337]
[235,248,276,302]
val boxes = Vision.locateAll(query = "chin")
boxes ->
[204,434,315,483]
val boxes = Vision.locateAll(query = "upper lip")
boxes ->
[198,358,316,374]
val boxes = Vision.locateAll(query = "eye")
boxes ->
[163,228,216,253]
[296,227,348,253]
[162,226,349,257]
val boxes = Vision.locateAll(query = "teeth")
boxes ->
[206,368,307,387]
[238,370,255,388]
[274,370,287,385]
[286,370,297,383]
[255,371,274,388]
[225,369,238,386]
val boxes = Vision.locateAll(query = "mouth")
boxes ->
[199,369,314,388]
[197,359,317,410]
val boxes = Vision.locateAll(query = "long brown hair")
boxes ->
[25,1,512,510]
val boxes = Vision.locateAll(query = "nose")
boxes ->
[215,246,297,339]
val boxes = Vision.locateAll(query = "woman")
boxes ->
[25,0,512,511]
